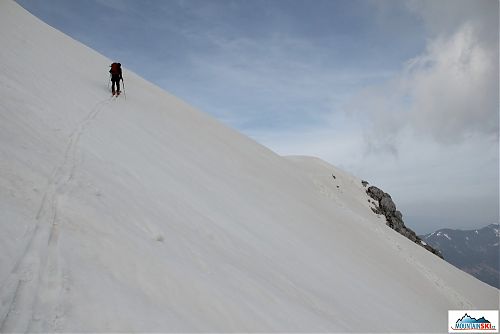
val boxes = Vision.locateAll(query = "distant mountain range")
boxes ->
[420,224,499,289]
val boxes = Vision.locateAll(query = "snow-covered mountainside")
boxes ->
[421,224,500,289]
[1,1,498,332]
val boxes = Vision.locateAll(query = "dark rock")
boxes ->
[389,216,403,229]
[423,244,443,258]
[380,196,396,214]
[361,180,369,187]
[367,186,385,201]
[367,184,442,259]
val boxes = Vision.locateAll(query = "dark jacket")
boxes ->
[109,63,122,81]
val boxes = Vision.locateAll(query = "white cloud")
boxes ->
[407,22,498,142]
[349,20,498,146]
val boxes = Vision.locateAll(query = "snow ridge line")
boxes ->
[371,223,473,310]
[0,97,112,333]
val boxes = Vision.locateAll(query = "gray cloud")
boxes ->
[406,22,498,142]
[350,0,498,147]
[407,0,498,42]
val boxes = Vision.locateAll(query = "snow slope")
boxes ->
[0,1,498,332]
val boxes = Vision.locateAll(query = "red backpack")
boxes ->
[110,62,121,75]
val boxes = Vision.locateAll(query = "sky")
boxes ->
[16,0,499,234]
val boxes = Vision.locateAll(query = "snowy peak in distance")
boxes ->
[1,1,498,332]
[421,224,500,289]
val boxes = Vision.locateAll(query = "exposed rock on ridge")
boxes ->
[366,185,443,258]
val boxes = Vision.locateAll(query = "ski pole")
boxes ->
[121,78,126,100]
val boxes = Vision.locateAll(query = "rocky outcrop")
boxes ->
[366,185,443,258]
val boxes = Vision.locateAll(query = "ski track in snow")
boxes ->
[0,97,112,332]
[371,223,474,310]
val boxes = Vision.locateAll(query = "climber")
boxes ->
[109,62,123,96]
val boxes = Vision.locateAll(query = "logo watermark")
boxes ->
[449,310,499,333]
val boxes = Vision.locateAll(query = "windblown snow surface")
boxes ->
[0,1,498,332]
